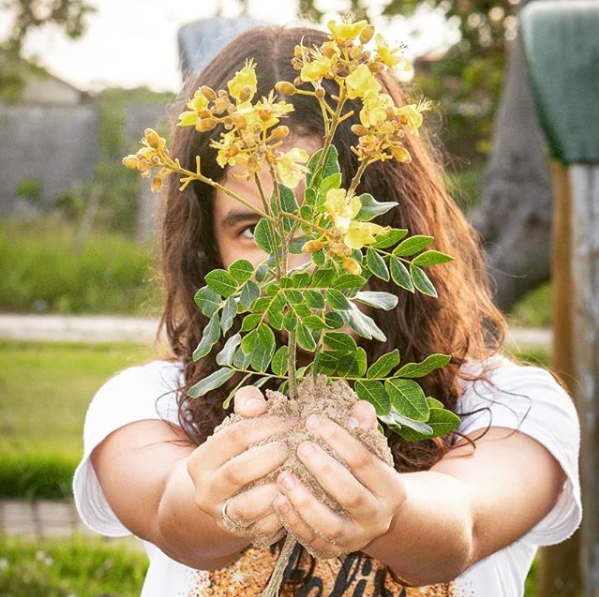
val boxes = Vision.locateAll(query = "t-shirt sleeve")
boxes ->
[457,357,582,547]
[72,360,183,537]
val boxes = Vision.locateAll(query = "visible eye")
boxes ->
[239,225,256,240]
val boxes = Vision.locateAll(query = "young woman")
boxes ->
[73,24,581,597]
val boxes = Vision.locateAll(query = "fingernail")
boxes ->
[288,416,300,425]
[279,473,295,490]
[298,442,316,458]
[347,416,360,430]
[306,415,320,430]
[275,495,289,513]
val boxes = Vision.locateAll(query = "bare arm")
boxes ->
[90,388,294,570]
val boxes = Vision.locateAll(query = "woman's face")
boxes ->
[213,135,321,271]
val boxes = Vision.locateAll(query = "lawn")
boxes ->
[0,533,148,597]
[0,341,158,498]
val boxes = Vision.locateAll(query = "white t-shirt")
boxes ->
[73,353,582,597]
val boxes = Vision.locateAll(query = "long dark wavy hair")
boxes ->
[154,23,510,593]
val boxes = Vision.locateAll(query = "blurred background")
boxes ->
[0,0,566,595]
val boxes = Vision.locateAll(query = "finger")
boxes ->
[294,441,378,519]
[273,494,340,559]
[234,385,267,418]
[276,471,354,547]
[226,482,280,527]
[250,512,285,543]
[193,416,295,472]
[348,400,378,431]
[304,415,398,496]
[215,441,288,499]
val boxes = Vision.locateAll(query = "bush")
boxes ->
[0,534,148,597]
[0,216,160,315]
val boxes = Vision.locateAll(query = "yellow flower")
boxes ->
[253,94,295,129]
[227,59,258,103]
[375,34,404,69]
[275,147,309,188]
[325,189,362,232]
[177,110,199,127]
[211,131,239,168]
[345,220,386,249]
[300,54,334,82]
[345,64,381,100]
[359,93,394,127]
[327,19,369,42]
[395,104,423,134]
[187,89,209,112]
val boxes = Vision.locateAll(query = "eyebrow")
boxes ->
[219,209,262,229]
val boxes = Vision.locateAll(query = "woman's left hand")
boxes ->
[273,401,407,558]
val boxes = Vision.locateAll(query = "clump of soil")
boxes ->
[214,374,394,558]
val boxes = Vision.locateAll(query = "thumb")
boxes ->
[234,385,267,417]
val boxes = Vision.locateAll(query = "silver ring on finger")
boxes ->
[220,498,250,533]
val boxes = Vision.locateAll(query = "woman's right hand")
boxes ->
[186,386,293,544]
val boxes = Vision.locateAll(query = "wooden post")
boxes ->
[520,3,599,596]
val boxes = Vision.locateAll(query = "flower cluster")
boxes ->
[303,188,389,274]
[177,59,308,187]
[278,16,428,165]
[122,128,169,192]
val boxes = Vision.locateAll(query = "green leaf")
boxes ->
[303,315,328,330]
[410,264,438,298]
[205,270,238,298]
[385,378,430,422]
[390,257,414,292]
[367,349,401,379]
[297,322,317,351]
[279,183,299,213]
[291,271,310,287]
[289,236,308,254]
[194,286,222,317]
[340,303,386,342]
[307,145,340,187]
[312,267,336,288]
[319,172,342,194]
[251,324,276,372]
[354,291,398,311]
[304,186,317,206]
[240,328,257,356]
[355,193,397,221]
[371,228,408,249]
[380,409,433,436]
[228,259,254,283]
[331,274,367,291]
[216,333,242,366]
[240,280,259,309]
[355,380,390,415]
[312,249,325,266]
[366,249,389,281]
[396,354,451,378]
[393,235,434,257]
[254,218,274,254]
[412,250,455,267]
[233,345,252,369]
[188,367,235,398]
[283,310,298,332]
[271,345,289,376]
[338,347,367,377]
[220,297,237,334]
[314,350,339,376]
[323,331,357,353]
[285,289,304,304]
[240,313,261,332]
[398,407,461,441]
[324,311,344,329]
[192,315,221,360]
[266,294,285,329]
[427,396,445,409]
[326,288,351,310]
[304,290,325,309]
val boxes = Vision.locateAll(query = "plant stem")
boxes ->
[288,330,298,400]
[347,159,369,198]
[261,535,297,597]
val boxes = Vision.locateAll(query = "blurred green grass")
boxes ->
[0,340,157,498]
[0,533,148,597]
[0,217,161,316]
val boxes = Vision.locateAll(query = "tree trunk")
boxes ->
[467,1,553,313]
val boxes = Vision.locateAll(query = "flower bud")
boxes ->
[270,125,289,140]
[392,146,411,163]
[294,44,304,58]
[351,124,370,136]
[293,76,303,87]
[349,46,362,60]
[315,88,326,100]
[196,118,217,132]
[342,256,362,275]
[122,155,138,170]
[302,239,324,253]
[232,114,248,129]
[200,86,217,101]
[368,62,385,74]
[144,128,161,149]
[359,25,375,45]
[151,175,163,193]
[198,108,212,119]
[238,86,253,102]
[259,107,274,122]
[275,81,297,96]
